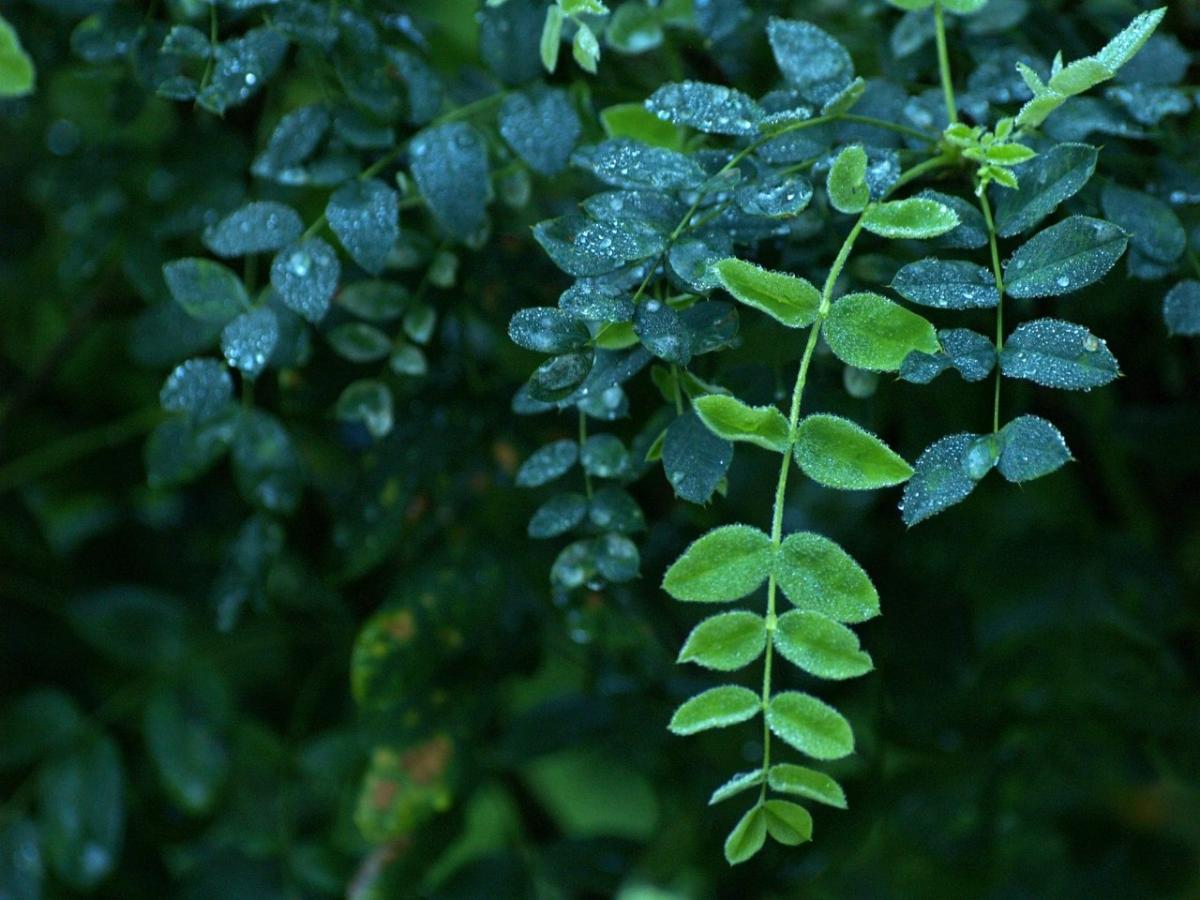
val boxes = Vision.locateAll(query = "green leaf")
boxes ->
[723,804,766,865]
[678,611,767,671]
[767,18,854,105]
[1100,182,1185,264]
[508,307,590,353]
[163,258,249,324]
[827,144,869,215]
[534,214,664,277]
[336,379,394,439]
[1003,216,1128,299]
[999,318,1120,390]
[996,415,1072,483]
[1164,281,1200,337]
[1048,57,1113,96]
[410,123,490,240]
[900,433,983,526]
[862,198,960,239]
[763,799,813,846]
[202,201,303,258]
[662,525,773,603]
[160,358,233,423]
[668,685,761,735]
[709,770,765,806]
[588,485,645,533]
[270,238,341,323]
[993,143,1098,238]
[572,138,705,192]
[942,0,989,13]
[714,258,821,328]
[773,532,879,623]
[768,764,847,808]
[820,76,866,117]
[662,410,733,504]
[823,292,940,372]
[540,6,563,72]
[694,395,790,453]
[1094,7,1167,73]
[599,102,685,150]
[581,433,629,478]
[143,669,231,816]
[326,178,400,275]
[0,14,35,97]
[774,610,874,679]
[326,323,393,363]
[793,414,913,490]
[766,691,855,760]
[884,0,932,8]
[221,307,279,377]
[528,492,588,538]
[900,327,996,384]
[606,2,664,55]
[920,189,988,249]
[516,439,578,488]
[735,173,814,219]
[572,22,600,74]
[38,734,124,890]
[499,87,582,176]
[890,258,999,309]
[635,299,692,364]
[646,80,763,136]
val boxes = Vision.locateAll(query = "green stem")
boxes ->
[978,191,1005,433]
[754,153,955,801]
[0,407,162,497]
[758,213,867,800]
[933,0,958,125]
[578,409,593,499]
[670,364,685,415]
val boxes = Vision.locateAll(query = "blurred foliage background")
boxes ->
[1,0,1198,898]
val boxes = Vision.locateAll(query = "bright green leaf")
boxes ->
[662,525,773,603]
[0,15,35,97]
[694,395,790,453]
[774,610,874,679]
[668,685,761,735]
[823,292,940,372]
[773,532,879,623]
[709,769,765,805]
[862,198,960,239]
[678,611,767,671]
[763,799,813,846]
[793,414,913,490]
[768,764,847,808]
[766,691,855,760]
[714,258,821,328]
[827,144,869,214]
[723,804,766,865]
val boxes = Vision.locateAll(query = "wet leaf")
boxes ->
[999,318,1120,390]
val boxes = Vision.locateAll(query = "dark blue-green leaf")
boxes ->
[1004,216,1128,299]
[999,318,1120,390]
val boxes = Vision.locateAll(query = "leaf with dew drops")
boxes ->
[270,238,341,323]
[999,318,1120,390]
[1003,216,1128,299]
[203,201,303,258]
